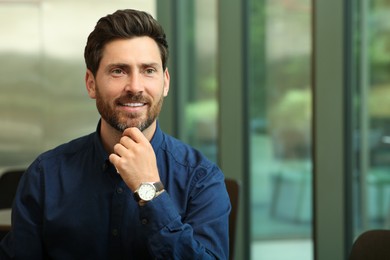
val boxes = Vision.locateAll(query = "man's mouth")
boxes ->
[122,102,145,107]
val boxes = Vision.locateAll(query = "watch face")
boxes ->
[138,183,156,201]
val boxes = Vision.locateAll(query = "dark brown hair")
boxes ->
[84,9,169,76]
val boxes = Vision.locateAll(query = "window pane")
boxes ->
[248,0,313,259]
[0,1,155,169]
[352,0,390,237]
[182,0,218,162]
[0,3,42,167]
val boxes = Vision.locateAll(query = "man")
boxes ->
[0,9,230,259]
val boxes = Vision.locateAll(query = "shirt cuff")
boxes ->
[138,191,181,235]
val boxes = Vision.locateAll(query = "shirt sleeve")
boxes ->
[138,166,231,260]
[0,161,45,259]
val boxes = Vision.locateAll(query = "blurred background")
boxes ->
[1,0,390,259]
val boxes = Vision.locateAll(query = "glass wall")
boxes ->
[0,1,155,171]
[176,0,219,163]
[352,0,390,237]
[0,3,42,168]
[248,0,313,259]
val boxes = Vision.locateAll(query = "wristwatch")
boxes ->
[134,181,164,204]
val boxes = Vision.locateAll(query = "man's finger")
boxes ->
[119,135,136,148]
[109,153,120,167]
[122,127,146,143]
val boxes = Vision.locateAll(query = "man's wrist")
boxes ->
[134,181,164,205]
[138,189,165,206]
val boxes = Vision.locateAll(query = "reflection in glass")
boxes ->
[352,0,390,238]
[248,0,313,259]
[182,0,218,162]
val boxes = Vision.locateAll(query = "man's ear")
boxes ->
[85,70,96,99]
[163,68,170,97]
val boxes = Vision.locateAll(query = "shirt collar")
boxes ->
[92,120,111,171]
[150,120,164,152]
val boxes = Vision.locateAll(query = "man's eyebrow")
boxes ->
[106,62,161,70]
[106,63,130,70]
[141,62,162,69]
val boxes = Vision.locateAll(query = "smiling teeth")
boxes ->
[124,103,144,107]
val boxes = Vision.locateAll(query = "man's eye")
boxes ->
[111,68,124,74]
[145,68,156,74]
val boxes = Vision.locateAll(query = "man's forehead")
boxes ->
[101,38,162,65]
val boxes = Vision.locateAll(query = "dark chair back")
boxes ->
[225,178,239,260]
[0,169,24,209]
[349,229,390,260]
[0,169,24,240]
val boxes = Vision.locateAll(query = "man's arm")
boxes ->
[140,170,230,259]
[0,163,44,259]
[110,127,231,259]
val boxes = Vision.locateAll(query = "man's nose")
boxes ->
[124,72,143,93]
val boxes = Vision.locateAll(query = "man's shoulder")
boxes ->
[160,132,214,168]
[38,132,96,161]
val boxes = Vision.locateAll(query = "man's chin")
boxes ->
[116,119,144,131]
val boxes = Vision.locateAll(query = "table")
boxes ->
[0,209,11,232]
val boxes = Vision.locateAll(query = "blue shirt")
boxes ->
[0,122,230,259]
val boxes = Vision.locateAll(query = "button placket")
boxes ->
[112,228,119,236]
[109,181,126,246]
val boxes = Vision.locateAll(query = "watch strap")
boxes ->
[153,181,164,193]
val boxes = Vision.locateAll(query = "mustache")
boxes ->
[116,93,149,104]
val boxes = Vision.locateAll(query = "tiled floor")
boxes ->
[251,239,313,260]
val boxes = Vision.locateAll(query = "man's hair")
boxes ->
[84,9,169,76]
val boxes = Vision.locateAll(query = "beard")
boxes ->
[95,86,164,133]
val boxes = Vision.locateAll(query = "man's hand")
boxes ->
[109,127,160,192]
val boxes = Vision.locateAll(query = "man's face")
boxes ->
[86,37,170,133]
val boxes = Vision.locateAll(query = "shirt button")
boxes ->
[116,187,123,194]
[112,229,119,236]
[102,162,108,171]
[141,218,148,225]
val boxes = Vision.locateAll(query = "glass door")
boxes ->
[352,0,390,238]
[247,0,313,259]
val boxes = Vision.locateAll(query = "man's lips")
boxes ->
[117,102,147,113]
[121,102,145,107]
[116,94,149,110]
